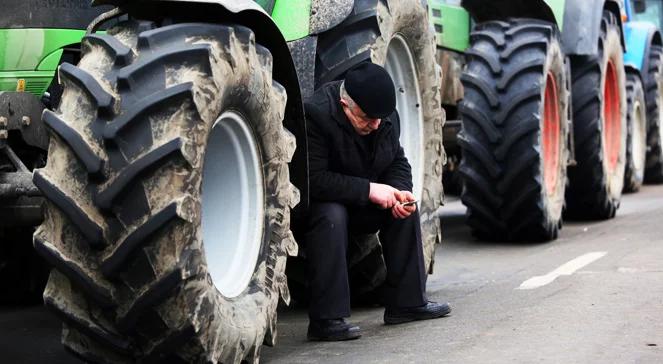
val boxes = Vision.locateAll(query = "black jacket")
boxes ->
[304,81,412,205]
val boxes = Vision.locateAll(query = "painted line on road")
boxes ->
[516,252,607,290]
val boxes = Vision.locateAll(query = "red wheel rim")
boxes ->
[543,72,561,196]
[604,60,621,172]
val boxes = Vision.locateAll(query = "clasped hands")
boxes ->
[368,182,416,219]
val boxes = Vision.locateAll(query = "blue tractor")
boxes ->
[622,0,663,191]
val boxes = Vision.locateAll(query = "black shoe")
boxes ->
[384,301,451,325]
[307,318,362,341]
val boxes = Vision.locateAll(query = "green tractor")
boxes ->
[29,0,444,362]
[0,1,111,303]
[432,0,634,241]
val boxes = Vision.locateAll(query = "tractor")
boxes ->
[430,0,657,242]
[621,0,663,191]
[0,1,110,303]
[27,0,445,362]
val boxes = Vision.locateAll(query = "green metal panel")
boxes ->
[270,0,312,41]
[0,29,86,71]
[37,49,65,71]
[0,28,88,96]
[0,71,55,96]
[544,0,566,30]
[429,0,471,51]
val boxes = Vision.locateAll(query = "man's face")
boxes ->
[341,99,381,136]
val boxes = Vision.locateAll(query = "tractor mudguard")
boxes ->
[624,21,662,71]
[92,0,310,213]
[94,0,265,13]
[461,0,557,24]
[561,0,624,56]
[1,0,110,29]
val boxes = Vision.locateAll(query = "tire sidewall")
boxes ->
[371,0,444,271]
[600,15,627,200]
[539,33,569,222]
[191,40,297,348]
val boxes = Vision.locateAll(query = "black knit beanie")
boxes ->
[344,62,396,119]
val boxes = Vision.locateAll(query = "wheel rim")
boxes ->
[542,72,561,196]
[604,60,621,173]
[202,111,264,298]
[633,98,647,176]
[384,34,425,199]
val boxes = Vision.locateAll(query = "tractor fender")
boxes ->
[460,0,557,24]
[94,0,310,213]
[561,0,625,56]
[94,0,266,13]
[624,21,662,71]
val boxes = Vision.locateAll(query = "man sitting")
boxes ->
[303,62,451,342]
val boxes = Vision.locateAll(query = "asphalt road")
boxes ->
[2,185,663,363]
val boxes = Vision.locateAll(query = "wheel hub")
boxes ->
[384,34,425,199]
[202,111,264,298]
[542,72,561,196]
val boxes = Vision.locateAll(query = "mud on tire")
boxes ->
[315,0,444,277]
[458,19,570,242]
[565,11,627,219]
[33,20,298,363]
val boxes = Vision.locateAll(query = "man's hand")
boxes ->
[391,190,416,219]
[369,183,398,209]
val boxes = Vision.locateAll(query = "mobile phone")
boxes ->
[401,200,418,207]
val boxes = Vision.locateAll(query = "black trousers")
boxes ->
[304,202,428,320]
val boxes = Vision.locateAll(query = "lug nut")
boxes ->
[0,116,7,127]
[21,116,31,126]
[0,130,7,139]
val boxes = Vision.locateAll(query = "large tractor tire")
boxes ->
[33,20,298,363]
[565,11,627,219]
[644,45,663,182]
[458,19,570,242]
[314,0,444,286]
[623,72,647,192]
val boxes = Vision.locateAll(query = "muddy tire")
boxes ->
[566,11,626,219]
[314,0,444,279]
[458,20,570,242]
[33,21,298,363]
[623,72,647,192]
[644,45,663,183]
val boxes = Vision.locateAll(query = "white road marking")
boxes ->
[516,252,607,290]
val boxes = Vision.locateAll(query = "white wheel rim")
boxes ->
[202,111,264,298]
[384,34,425,199]
[633,99,647,176]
